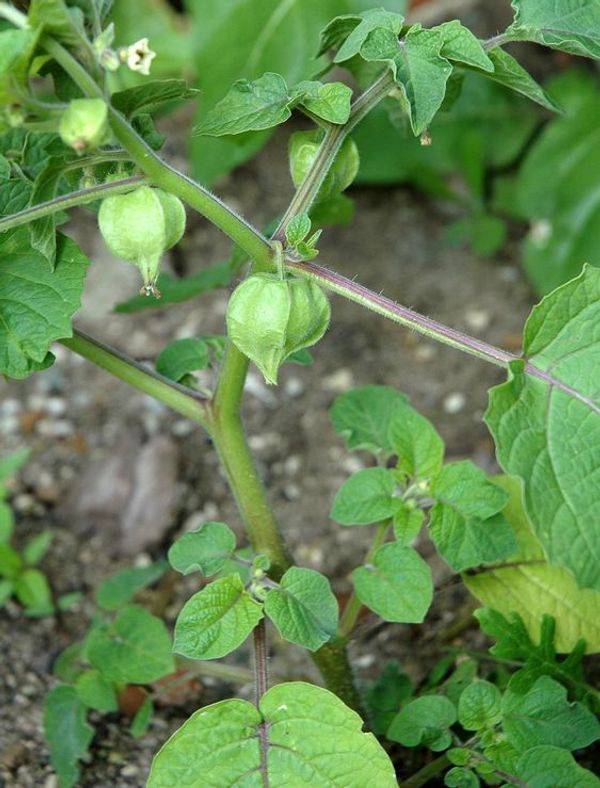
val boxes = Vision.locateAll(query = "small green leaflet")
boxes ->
[507,0,600,59]
[464,477,600,653]
[95,560,168,611]
[22,530,52,566]
[111,80,199,117]
[387,694,457,751]
[388,401,444,480]
[87,604,174,683]
[15,569,53,615]
[195,73,352,137]
[264,566,338,650]
[474,48,560,113]
[173,574,263,660]
[429,461,516,572]
[436,21,493,71]
[131,696,154,739]
[352,542,433,623]
[0,230,89,380]
[330,467,396,525]
[155,338,210,383]
[168,522,237,577]
[502,675,600,752]
[486,265,600,590]
[327,9,405,62]
[44,685,93,788]
[75,669,118,712]
[148,682,397,787]
[516,746,600,787]
[331,384,409,456]
[457,680,502,731]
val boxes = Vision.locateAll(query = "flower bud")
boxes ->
[226,273,331,384]
[98,186,186,296]
[289,131,359,202]
[59,98,110,153]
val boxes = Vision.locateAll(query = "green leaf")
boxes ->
[292,80,353,124]
[447,213,507,258]
[365,661,412,735]
[330,467,396,525]
[114,259,234,313]
[437,20,493,71]
[388,401,444,480]
[444,768,479,788]
[155,338,210,383]
[331,384,409,456]
[352,542,433,622]
[148,681,397,787]
[458,680,502,731]
[0,502,13,542]
[0,230,89,380]
[328,8,405,62]
[429,461,515,572]
[23,530,53,566]
[387,694,457,750]
[516,745,600,787]
[393,503,424,544]
[87,604,174,683]
[53,642,86,682]
[28,0,85,46]
[264,566,338,650]
[15,568,53,615]
[285,213,312,246]
[173,574,263,660]
[168,522,237,577]
[502,675,600,752]
[507,0,600,58]
[0,542,22,578]
[131,696,154,739]
[44,685,93,788]
[95,560,168,611]
[0,448,29,480]
[475,609,592,704]
[475,48,560,113]
[28,156,72,266]
[195,72,295,136]
[486,266,600,590]
[515,71,600,294]
[464,477,600,653]
[75,669,118,712]
[111,80,198,116]
[0,578,14,605]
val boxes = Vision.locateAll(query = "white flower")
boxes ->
[122,38,156,76]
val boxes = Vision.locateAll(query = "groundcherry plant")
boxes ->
[1,1,600,786]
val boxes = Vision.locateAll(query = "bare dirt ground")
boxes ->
[0,4,550,785]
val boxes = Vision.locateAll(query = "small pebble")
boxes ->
[44,397,67,417]
[12,494,36,514]
[171,419,196,437]
[282,482,301,501]
[0,398,22,417]
[121,764,140,778]
[283,455,301,476]
[0,415,20,435]
[464,309,490,332]
[36,419,74,438]
[443,392,466,414]
[283,377,305,398]
[414,344,436,362]
[321,368,354,393]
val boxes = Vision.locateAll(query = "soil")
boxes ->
[0,4,559,786]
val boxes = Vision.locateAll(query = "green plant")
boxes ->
[0,449,79,616]
[1,0,600,785]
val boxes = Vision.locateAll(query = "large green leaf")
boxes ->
[173,574,263,660]
[486,265,600,590]
[352,542,432,622]
[516,745,600,787]
[465,477,600,653]
[515,71,600,295]
[474,48,559,113]
[87,604,174,683]
[429,461,515,572]
[264,566,338,650]
[44,685,93,788]
[502,675,600,752]
[148,681,397,786]
[0,230,88,379]
[507,0,600,58]
[330,467,396,525]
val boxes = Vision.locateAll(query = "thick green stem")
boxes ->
[61,330,209,427]
[400,754,450,788]
[338,520,390,639]
[0,175,144,234]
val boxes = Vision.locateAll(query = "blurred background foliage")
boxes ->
[109,0,600,296]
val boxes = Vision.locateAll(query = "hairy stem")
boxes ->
[61,330,210,427]
[0,175,145,234]
[338,520,390,639]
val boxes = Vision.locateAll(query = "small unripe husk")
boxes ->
[98,186,186,296]
[289,131,359,202]
[59,98,110,153]
[227,273,331,384]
